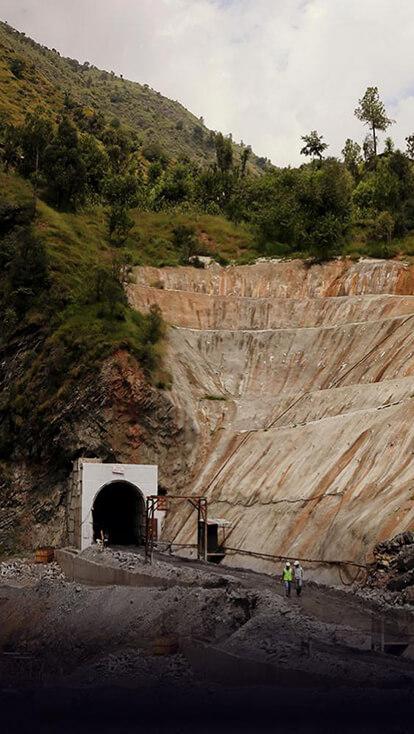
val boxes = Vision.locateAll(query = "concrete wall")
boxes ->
[56,548,171,588]
[67,457,101,548]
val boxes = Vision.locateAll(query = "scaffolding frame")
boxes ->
[145,495,208,564]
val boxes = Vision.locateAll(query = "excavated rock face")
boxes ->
[128,259,414,581]
[99,351,199,491]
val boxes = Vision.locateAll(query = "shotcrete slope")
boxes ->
[128,259,414,580]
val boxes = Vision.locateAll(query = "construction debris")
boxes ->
[367,531,414,603]
[0,558,413,692]
[0,558,64,585]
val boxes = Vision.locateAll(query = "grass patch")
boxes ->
[35,200,109,303]
[126,210,255,266]
[0,169,33,208]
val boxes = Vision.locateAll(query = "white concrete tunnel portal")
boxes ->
[80,462,161,550]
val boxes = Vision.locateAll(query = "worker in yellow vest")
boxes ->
[282,561,293,597]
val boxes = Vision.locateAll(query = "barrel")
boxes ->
[34,547,55,564]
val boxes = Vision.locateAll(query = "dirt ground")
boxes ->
[1,551,413,732]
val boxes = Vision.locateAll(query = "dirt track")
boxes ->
[81,545,411,629]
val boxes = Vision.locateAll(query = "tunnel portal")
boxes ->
[68,460,159,550]
[92,481,146,546]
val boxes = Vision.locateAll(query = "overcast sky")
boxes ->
[1,0,413,165]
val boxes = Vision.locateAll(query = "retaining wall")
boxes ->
[55,548,172,588]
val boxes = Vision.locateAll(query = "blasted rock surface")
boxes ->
[129,259,414,580]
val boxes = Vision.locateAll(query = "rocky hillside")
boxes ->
[0,341,193,552]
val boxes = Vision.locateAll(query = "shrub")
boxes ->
[172,224,197,262]
[9,58,25,78]
[142,142,169,167]
[144,304,165,344]
[369,211,395,243]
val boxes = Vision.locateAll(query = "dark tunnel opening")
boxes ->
[92,481,145,546]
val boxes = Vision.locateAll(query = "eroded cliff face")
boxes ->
[128,259,414,580]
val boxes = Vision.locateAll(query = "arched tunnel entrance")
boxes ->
[92,481,146,546]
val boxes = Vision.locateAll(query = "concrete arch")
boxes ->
[77,462,159,550]
[90,479,145,516]
[92,480,146,546]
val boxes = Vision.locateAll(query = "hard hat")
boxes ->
[294,560,300,566]
[285,561,291,567]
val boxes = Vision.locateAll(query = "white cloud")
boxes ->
[1,0,413,165]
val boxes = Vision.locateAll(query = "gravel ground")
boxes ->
[0,558,64,586]
[0,552,413,732]
[66,648,194,688]
[0,568,412,690]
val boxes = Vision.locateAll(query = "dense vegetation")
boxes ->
[3,20,414,265]
[3,81,414,267]
[0,24,259,460]
[2,19,414,462]
[0,170,168,458]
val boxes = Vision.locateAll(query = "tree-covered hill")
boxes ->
[0,21,266,173]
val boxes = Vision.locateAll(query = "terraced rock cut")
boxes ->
[128,259,414,582]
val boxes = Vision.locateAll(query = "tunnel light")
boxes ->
[112,467,125,475]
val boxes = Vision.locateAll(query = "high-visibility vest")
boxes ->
[283,568,292,581]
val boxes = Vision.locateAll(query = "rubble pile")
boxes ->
[0,558,64,585]
[367,531,414,603]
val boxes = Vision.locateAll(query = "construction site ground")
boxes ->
[1,550,413,732]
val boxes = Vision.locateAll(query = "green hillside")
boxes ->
[0,21,266,460]
[0,21,266,173]
[0,159,255,438]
